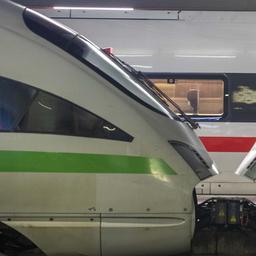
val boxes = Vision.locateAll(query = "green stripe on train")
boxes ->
[0,151,176,175]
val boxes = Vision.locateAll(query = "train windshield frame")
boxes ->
[23,8,180,120]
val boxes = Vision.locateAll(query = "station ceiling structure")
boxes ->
[12,0,256,11]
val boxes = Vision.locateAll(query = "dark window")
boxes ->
[0,77,133,141]
[0,77,36,131]
[230,74,256,122]
[23,9,76,50]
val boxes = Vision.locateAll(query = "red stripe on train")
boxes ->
[199,137,256,152]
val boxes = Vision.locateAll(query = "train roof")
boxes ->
[0,1,25,29]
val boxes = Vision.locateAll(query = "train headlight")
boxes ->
[211,163,220,175]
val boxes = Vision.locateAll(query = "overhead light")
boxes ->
[116,54,152,58]
[53,6,134,11]
[175,54,237,59]
[131,65,152,68]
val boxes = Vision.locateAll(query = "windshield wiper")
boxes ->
[105,51,199,129]
[137,71,199,129]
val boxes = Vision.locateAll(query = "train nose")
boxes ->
[236,142,256,180]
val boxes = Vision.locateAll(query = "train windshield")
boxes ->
[105,53,199,129]
[67,36,172,116]
[23,8,199,126]
[67,36,197,128]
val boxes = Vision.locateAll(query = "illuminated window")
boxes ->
[151,78,224,116]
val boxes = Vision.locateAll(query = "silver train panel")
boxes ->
[0,1,215,255]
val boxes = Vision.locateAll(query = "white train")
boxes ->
[48,9,256,196]
[0,1,217,255]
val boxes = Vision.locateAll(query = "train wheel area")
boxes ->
[190,197,256,256]
[2,198,256,256]
[191,228,256,256]
[0,222,45,256]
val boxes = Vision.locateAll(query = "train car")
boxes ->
[50,9,256,197]
[0,1,217,255]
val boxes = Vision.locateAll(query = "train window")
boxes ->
[230,74,256,122]
[0,77,36,131]
[0,76,132,141]
[151,78,224,116]
[23,9,76,50]
[18,91,133,141]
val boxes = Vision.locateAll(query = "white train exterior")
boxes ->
[45,8,256,197]
[0,1,217,256]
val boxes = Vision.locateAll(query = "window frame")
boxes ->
[0,76,134,142]
[145,73,229,122]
